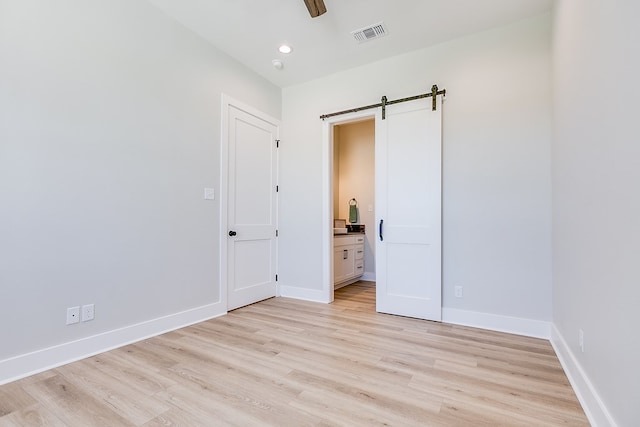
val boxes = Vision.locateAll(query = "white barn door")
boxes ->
[375,97,442,321]
[225,103,279,311]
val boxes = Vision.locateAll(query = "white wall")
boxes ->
[335,121,376,278]
[551,2,640,426]
[280,15,552,325]
[0,0,280,379]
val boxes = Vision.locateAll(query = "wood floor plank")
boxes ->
[0,281,588,426]
[290,389,394,427]
[0,404,68,427]
[288,372,440,427]
[84,350,177,396]
[0,382,38,418]
[58,360,170,425]
[21,375,133,426]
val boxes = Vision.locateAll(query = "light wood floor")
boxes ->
[0,281,588,426]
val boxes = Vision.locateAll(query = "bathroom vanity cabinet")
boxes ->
[333,234,364,289]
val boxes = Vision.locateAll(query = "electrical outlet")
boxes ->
[203,187,215,200]
[579,329,584,352]
[454,286,463,298]
[81,304,95,322]
[66,306,80,325]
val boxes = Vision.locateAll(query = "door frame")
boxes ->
[220,94,281,311]
[321,110,376,304]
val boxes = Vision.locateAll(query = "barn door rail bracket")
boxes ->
[320,84,446,120]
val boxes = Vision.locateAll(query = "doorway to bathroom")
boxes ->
[322,95,443,322]
[332,119,376,303]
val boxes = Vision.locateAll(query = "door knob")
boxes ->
[228,230,237,237]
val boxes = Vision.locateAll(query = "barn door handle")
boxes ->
[379,219,384,241]
[228,230,237,237]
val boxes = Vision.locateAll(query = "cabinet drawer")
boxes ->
[354,246,364,260]
[355,260,364,274]
[354,236,365,244]
[334,236,355,246]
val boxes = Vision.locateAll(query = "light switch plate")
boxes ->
[204,188,215,200]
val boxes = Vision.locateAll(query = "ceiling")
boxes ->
[147,0,553,88]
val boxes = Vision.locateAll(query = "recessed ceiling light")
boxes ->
[278,45,292,54]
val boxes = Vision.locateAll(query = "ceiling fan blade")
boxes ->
[304,0,327,18]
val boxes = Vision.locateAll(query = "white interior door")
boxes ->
[226,104,278,310]
[375,97,442,321]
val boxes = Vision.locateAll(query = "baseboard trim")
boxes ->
[442,308,551,339]
[361,272,376,281]
[0,301,226,386]
[279,285,328,303]
[550,324,617,427]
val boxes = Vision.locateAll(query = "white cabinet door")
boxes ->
[334,246,355,284]
[375,97,442,321]
[226,104,278,311]
[341,247,356,278]
[333,246,346,284]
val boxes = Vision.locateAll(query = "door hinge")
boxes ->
[276,139,280,148]
[275,274,278,282]
[276,185,279,192]
[276,229,279,237]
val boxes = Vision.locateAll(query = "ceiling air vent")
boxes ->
[351,21,388,43]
